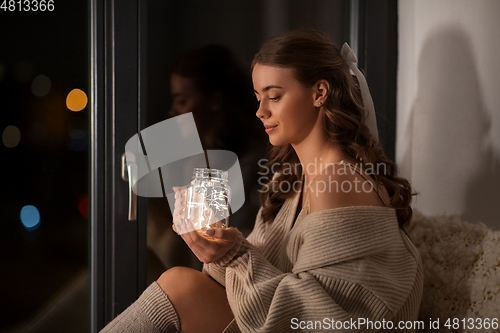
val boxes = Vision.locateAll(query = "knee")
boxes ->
[157,266,200,295]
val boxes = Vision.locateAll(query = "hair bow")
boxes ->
[341,42,379,142]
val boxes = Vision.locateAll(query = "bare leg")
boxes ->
[157,266,234,333]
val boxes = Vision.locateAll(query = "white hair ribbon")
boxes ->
[340,42,379,142]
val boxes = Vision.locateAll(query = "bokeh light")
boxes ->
[78,194,88,219]
[2,125,21,148]
[66,88,88,112]
[20,205,41,230]
[68,129,88,151]
[31,74,51,97]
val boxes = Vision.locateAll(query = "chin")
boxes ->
[269,138,288,147]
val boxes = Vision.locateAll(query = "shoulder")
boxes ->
[306,163,385,214]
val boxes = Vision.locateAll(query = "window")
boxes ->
[0,2,89,332]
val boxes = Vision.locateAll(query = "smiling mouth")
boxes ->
[264,125,277,134]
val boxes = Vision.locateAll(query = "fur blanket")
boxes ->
[407,210,500,332]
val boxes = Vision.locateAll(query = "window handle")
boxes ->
[122,153,138,221]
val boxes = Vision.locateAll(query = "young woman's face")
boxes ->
[169,74,209,118]
[252,64,321,146]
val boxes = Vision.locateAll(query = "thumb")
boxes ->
[206,227,238,241]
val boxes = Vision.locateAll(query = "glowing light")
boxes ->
[31,74,51,97]
[78,194,88,219]
[2,125,21,148]
[68,129,88,151]
[20,205,41,230]
[66,89,88,112]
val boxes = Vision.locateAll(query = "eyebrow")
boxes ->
[254,85,283,94]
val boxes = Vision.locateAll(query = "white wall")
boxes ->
[397,0,500,229]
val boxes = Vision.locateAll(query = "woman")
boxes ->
[147,44,267,272]
[102,29,423,333]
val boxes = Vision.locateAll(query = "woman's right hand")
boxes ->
[171,186,239,264]
[171,185,188,233]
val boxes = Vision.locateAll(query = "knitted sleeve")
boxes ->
[204,207,421,333]
[224,239,392,331]
[202,208,265,287]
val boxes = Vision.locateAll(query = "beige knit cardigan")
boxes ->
[203,191,424,332]
[100,192,423,333]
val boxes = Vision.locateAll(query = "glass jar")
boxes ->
[186,168,231,235]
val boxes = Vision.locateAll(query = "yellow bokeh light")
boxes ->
[2,125,21,148]
[66,88,88,112]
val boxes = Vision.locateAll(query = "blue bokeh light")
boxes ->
[20,205,41,230]
[68,129,88,151]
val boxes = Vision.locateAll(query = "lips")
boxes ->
[264,124,277,134]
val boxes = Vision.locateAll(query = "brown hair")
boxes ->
[252,29,415,228]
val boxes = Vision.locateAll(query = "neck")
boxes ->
[293,139,347,183]
[291,109,349,183]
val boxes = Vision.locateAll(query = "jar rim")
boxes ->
[192,168,228,180]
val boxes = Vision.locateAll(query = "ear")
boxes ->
[312,79,330,107]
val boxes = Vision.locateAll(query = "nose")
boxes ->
[255,101,270,120]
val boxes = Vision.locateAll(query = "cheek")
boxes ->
[287,97,314,122]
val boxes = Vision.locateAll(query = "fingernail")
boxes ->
[179,218,184,225]
[206,229,215,236]
[175,224,182,232]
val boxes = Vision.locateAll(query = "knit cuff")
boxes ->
[139,282,181,332]
[211,230,251,267]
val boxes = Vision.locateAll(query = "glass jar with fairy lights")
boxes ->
[185,168,231,235]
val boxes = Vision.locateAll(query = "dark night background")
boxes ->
[0,1,89,331]
[0,1,350,331]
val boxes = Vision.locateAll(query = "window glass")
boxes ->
[0,2,89,332]
[143,0,350,283]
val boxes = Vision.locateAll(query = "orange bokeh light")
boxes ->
[66,88,88,112]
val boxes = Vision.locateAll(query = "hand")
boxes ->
[172,186,239,264]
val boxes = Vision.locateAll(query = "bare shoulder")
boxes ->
[306,163,387,213]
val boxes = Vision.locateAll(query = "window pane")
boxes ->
[142,0,350,283]
[0,2,89,332]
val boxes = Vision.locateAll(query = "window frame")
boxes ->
[89,1,397,331]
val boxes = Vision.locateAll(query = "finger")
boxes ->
[206,227,238,241]
[174,198,184,209]
[178,225,212,260]
[178,218,197,235]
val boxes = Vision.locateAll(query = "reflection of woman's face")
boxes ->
[169,74,210,118]
[253,64,319,147]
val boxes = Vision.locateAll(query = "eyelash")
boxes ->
[255,96,280,104]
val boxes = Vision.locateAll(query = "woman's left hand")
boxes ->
[172,186,239,264]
